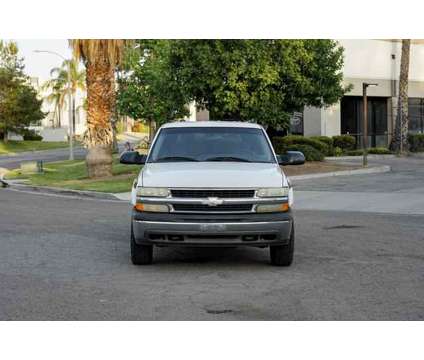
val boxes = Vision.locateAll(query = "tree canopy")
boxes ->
[0,40,44,141]
[117,40,190,126]
[117,40,348,129]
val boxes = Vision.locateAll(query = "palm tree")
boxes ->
[42,59,85,130]
[390,39,411,153]
[69,40,132,178]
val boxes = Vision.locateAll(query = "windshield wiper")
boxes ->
[154,156,199,162]
[204,156,252,162]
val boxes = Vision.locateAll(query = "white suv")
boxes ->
[120,121,305,266]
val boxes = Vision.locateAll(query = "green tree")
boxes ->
[167,40,349,128]
[117,40,190,139]
[0,40,44,142]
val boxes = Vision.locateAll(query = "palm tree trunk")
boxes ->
[390,39,411,153]
[84,61,114,178]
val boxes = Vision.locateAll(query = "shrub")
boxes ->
[345,147,392,156]
[332,135,355,151]
[273,135,329,154]
[310,136,334,156]
[310,136,333,147]
[333,146,343,157]
[22,129,43,141]
[285,144,325,161]
[408,133,424,152]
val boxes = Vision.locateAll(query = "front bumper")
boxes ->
[132,211,293,247]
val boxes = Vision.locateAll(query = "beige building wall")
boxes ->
[303,40,424,140]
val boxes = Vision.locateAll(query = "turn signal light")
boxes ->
[256,203,290,213]
[134,203,169,213]
[134,203,144,212]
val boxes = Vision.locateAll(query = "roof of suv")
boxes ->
[161,121,263,129]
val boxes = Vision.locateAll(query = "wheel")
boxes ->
[270,223,294,266]
[130,222,153,265]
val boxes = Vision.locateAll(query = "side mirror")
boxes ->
[277,151,305,166]
[120,151,147,165]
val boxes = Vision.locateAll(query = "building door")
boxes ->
[341,96,388,148]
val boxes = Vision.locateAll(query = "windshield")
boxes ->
[148,127,276,163]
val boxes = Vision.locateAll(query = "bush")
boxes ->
[408,133,424,152]
[345,147,392,156]
[22,129,43,141]
[332,135,355,151]
[310,136,334,155]
[285,144,325,161]
[273,135,329,155]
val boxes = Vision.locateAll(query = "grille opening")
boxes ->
[171,189,255,198]
[261,234,277,241]
[186,235,239,240]
[173,203,253,212]
[148,234,165,240]
[167,234,184,241]
[242,235,259,241]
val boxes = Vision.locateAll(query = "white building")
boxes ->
[302,39,424,147]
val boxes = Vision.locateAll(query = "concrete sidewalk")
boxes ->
[294,190,424,215]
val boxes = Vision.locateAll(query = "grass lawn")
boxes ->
[0,140,71,155]
[5,156,141,193]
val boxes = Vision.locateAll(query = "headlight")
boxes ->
[257,187,289,197]
[134,203,169,213]
[256,203,289,213]
[136,187,169,197]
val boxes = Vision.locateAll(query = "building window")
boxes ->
[408,98,424,133]
[341,96,388,148]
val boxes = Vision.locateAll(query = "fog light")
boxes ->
[134,203,169,213]
[256,203,289,213]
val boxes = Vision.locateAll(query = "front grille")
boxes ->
[172,203,253,213]
[170,189,255,198]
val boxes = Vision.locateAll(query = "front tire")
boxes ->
[270,223,294,266]
[130,223,153,265]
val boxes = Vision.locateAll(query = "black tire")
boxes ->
[130,222,153,265]
[270,223,294,266]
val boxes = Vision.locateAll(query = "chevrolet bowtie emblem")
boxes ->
[202,197,224,207]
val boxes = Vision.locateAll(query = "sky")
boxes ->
[13,39,72,81]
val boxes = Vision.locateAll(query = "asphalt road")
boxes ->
[1,176,423,320]
[0,147,87,170]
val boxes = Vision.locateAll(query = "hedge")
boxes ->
[332,135,356,151]
[273,135,329,155]
[408,133,424,152]
[22,129,43,141]
[345,147,392,156]
[285,144,325,161]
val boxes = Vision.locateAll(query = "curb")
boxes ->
[325,155,396,161]
[5,182,118,201]
[289,165,391,181]
[3,165,391,200]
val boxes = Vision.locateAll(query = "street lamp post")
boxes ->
[34,50,74,160]
[362,82,378,167]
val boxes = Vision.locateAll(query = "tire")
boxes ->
[130,222,153,265]
[270,223,294,266]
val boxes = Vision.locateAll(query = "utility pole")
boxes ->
[34,50,74,160]
[362,82,378,167]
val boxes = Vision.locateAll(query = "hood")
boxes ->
[140,162,285,188]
